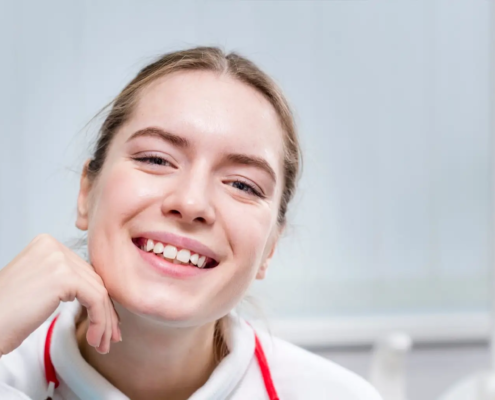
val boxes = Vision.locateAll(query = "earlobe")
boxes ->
[255,232,280,280]
[75,160,92,231]
[256,264,268,280]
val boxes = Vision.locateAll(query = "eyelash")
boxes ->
[133,156,265,198]
[133,155,172,167]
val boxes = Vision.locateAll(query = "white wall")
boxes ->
[0,0,491,343]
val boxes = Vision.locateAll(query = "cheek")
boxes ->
[207,214,274,319]
[89,165,162,233]
[86,166,154,273]
[222,201,275,273]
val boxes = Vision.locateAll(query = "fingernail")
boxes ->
[118,329,122,342]
[95,346,108,354]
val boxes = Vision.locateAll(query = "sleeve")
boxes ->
[0,324,49,400]
[0,383,33,400]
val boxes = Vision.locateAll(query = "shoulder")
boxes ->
[256,330,383,400]
[0,314,55,399]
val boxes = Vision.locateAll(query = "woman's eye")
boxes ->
[133,157,263,198]
[133,156,172,167]
[230,180,264,198]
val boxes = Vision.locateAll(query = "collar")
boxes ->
[50,301,255,400]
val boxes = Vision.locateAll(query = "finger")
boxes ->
[109,299,121,343]
[75,264,121,341]
[56,261,106,349]
[61,246,121,346]
[67,258,121,344]
[72,279,108,349]
[62,260,108,346]
[95,299,112,354]
[104,297,113,350]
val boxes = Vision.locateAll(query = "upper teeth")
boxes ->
[144,239,207,268]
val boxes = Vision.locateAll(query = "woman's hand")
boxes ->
[0,233,121,357]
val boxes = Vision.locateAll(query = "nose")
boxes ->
[160,167,216,226]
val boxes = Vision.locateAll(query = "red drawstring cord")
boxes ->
[44,314,60,399]
[253,332,280,400]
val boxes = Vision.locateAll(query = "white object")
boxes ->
[0,301,382,400]
[369,331,412,400]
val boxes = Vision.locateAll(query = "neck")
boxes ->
[76,306,226,400]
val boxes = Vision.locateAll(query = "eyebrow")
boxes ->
[126,126,190,148]
[226,153,277,183]
[127,126,277,183]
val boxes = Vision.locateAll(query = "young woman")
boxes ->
[0,47,382,400]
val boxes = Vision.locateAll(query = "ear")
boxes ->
[256,229,282,280]
[75,159,93,231]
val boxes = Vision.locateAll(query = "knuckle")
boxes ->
[59,284,77,302]
[33,233,54,245]
[48,251,67,271]
[33,234,60,252]
[49,257,72,287]
[33,233,50,242]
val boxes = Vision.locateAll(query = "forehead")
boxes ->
[123,70,285,167]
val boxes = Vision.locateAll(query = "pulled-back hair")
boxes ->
[87,46,301,227]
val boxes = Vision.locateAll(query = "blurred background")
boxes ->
[0,0,492,399]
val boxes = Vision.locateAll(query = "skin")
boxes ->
[74,70,286,399]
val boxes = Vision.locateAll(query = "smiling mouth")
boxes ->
[132,237,219,269]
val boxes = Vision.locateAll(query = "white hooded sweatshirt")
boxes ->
[0,301,382,400]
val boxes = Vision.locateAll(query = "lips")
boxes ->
[132,231,220,263]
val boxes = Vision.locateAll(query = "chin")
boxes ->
[110,284,216,327]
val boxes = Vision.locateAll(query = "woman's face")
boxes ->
[76,71,285,326]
